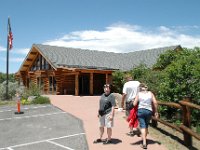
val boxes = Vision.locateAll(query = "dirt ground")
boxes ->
[149,122,200,150]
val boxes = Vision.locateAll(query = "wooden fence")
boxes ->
[151,97,200,147]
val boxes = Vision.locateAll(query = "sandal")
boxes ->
[140,144,147,149]
[103,139,112,144]
[136,130,141,137]
[93,138,103,144]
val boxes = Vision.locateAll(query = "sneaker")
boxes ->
[93,139,103,144]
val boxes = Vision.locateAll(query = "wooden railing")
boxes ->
[151,98,200,147]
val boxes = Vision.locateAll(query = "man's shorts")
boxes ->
[125,100,134,116]
[99,112,114,128]
[137,108,152,128]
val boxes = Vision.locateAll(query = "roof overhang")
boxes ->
[17,45,57,73]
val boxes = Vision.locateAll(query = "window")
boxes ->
[30,55,52,71]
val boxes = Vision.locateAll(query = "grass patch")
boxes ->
[31,96,50,104]
[0,100,16,106]
[0,96,50,106]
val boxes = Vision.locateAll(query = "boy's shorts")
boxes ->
[99,112,114,128]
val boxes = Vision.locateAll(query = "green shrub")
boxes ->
[31,96,50,104]
[21,83,41,99]
[0,81,20,100]
[112,71,125,93]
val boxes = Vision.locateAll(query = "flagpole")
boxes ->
[6,17,10,100]
[6,17,13,100]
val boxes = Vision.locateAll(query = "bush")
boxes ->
[31,96,50,104]
[0,81,20,100]
[21,83,41,100]
[112,71,125,93]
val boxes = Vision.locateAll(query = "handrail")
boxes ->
[152,116,182,133]
[157,101,182,109]
[180,125,200,141]
[179,101,200,110]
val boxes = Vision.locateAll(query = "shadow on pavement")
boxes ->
[131,139,162,146]
[111,138,122,144]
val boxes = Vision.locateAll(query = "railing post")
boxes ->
[180,97,192,147]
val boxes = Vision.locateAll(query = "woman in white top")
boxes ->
[133,83,158,149]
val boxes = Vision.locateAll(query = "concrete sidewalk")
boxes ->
[49,95,168,150]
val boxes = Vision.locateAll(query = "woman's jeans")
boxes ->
[137,108,152,128]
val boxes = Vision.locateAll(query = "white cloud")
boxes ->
[0,57,24,62]
[0,46,6,51]
[10,57,25,62]
[0,47,29,55]
[0,48,29,63]
[43,23,200,53]
[11,48,29,55]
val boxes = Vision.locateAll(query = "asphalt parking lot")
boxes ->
[0,104,88,150]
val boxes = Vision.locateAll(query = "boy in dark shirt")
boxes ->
[93,84,116,144]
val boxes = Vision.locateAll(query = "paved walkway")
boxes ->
[49,95,168,150]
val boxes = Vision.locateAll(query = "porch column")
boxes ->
[43,77,49,94]
[20,71,27,87]
[29,73,37,85]
[54,69,64,95]
[106,74,109,84]
[90,73,93,95]
[56,81,62,95]
[75,74,79,96]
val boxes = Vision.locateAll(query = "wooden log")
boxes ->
[179,101,200,110]
[157,101,182,109]
[180,125,200,141]
[152,116,182,133]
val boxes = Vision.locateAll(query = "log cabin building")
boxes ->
[15,44,181,96]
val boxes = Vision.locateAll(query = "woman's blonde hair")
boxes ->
[139,83,148,91]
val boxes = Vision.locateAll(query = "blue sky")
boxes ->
[0,0,200,73]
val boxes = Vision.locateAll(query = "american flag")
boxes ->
[8,18,13,50]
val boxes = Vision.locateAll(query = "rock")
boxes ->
[27,96,37,101]
[112,93,122,108]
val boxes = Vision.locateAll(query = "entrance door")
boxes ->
[79,74,90,95]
